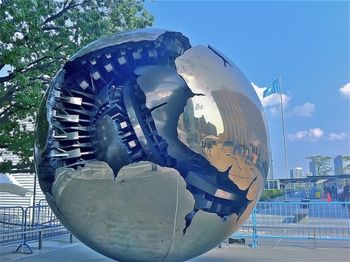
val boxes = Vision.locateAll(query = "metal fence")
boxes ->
[0,206,24,244]
[1,201,350,252]
[0,204,69,253]
[22,205,68,243]
[233,201,350,247]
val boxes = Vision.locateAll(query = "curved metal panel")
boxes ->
[34,29,269,262]
[175,45,269,186]
[70,28,168,61]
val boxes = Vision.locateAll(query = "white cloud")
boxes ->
[288,128,324,141]
[340,83,350,98]
[329,132,347,141]
[289,129,348,142]
[293,102,315,117]
[269,107,280,115]
[252,82,290,108]
[289,130,309,140]
[309,128,324,138]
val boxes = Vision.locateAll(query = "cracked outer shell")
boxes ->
[35,29,269,262]
[51,161,243,262]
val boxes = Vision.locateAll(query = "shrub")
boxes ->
[260,189,284,201]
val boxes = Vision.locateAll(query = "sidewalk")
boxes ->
[1,236,349,262]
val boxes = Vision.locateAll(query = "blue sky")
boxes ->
[145,0,350,178]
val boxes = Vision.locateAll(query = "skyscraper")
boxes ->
[308,156,334,176]
[309,160,318,176]
[290,167,303,179]
[334,155,350,175]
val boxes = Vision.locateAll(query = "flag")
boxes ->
[263,78,281,98]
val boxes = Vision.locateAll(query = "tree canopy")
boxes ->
[0,0,153,173]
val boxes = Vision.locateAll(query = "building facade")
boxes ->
[303,171,312,177]
[309,160,318,176]
[334,155,350,175]
[0,150,45,207]
[264,179,280,190]
[290,167,303,179]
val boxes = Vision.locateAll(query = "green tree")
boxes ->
[0,0,153,173]
[306,155,334,176]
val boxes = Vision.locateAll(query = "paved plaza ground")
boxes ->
[0,235,349,262]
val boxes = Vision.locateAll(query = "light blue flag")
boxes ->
[263,78,281,98]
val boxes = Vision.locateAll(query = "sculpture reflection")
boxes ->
[176,46,268,192]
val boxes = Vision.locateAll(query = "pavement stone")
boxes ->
[0,236,349,262]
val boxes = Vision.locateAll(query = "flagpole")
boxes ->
[279,76,289,199]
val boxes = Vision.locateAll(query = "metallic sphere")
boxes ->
[34,29,269,262]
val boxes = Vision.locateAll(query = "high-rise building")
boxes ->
[308,157,334,176]
[309,160,318,176]
[334,155,350,175]
[212,89,268,162]
[303,171,312,177]
[290,167,303,179]
[268,158,274,180]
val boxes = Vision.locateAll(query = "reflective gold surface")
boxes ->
[35,29,269,262]
[176,45,269,192]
